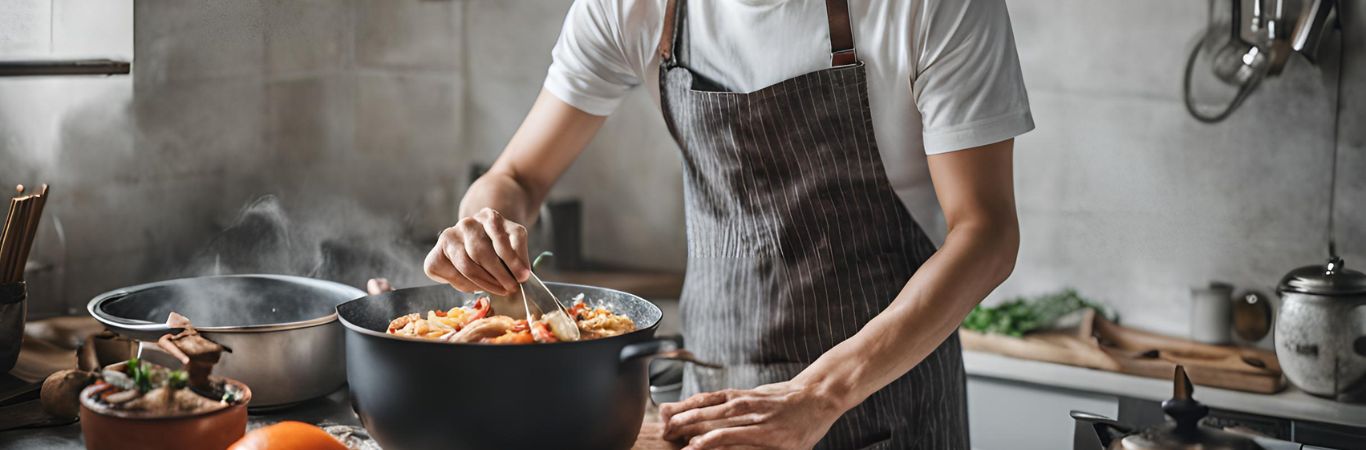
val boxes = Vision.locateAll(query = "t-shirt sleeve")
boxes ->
[544,0,648,117]
[912,0,1034,154]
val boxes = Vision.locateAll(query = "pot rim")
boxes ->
[336,281,662,347]
[79,377,252,420]
[87,274,366,333]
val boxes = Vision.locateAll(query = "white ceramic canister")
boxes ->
[1190,282,1234,345]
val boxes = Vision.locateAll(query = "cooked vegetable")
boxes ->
[962,288,1112,337]
[386,294,635,344]
[156,315,230,393]
[87,359,242,416]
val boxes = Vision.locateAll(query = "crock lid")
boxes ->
[1278,256,1366,296]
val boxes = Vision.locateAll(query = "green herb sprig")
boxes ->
[962,288,1113,337]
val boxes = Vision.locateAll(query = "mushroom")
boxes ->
[157,312,231,393]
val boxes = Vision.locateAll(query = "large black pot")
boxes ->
[337,282,700,450]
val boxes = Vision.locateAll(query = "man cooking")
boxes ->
[421,0,1031,448]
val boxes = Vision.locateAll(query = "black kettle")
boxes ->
[1070,366,1264,450]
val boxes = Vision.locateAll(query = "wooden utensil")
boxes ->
[0,184,50,282]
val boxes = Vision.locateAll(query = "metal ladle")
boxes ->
[521,271,580,342]
[491,252,579,342]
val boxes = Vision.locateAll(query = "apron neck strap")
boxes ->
[825,0,857,66]
[658,0,859,67]
[659,0,686,67]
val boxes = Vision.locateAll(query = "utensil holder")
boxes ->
[0,282,25,373]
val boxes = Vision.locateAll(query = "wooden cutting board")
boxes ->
[960,310,1286,394]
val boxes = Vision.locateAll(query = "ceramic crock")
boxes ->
[1275,254,1366,402]
[78,378,252,450]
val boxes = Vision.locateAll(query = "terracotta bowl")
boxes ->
[79,379,252,450]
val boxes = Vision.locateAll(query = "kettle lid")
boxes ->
[1119,424,1264,450]
[1279,255,1366,296]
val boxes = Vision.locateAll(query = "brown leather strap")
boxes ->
[825,0,858,65]
[658,0,683,64]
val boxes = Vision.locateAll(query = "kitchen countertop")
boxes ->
[0,388,677,450]
[963,350,1366,428]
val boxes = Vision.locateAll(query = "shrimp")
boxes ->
[449,316,517,343]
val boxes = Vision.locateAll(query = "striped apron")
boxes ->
[658,0,969,448]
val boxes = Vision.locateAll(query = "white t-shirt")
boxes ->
[544,0,1034,228]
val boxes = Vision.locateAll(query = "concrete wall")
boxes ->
[1,0,1362,339]
[0,0,137,317]
[997,0,1365,337]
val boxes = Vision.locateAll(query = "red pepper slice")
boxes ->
[433,309,446,317]
[467,297,490,322]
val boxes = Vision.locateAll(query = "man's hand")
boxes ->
[422,208,532,296]
[659,381,845,450]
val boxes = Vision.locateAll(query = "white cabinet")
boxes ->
[967,376,1118,450]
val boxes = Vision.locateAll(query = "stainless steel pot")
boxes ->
[87,274,365,408]
[1275,253,1366,402]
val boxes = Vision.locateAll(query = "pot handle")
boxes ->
[86,291,180,342]
[1070,410,1131,448]
[620,339,720,369]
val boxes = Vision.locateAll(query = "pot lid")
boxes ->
[1115,367,1262,450]
[1118,424,1263,450]
[1278,256,1366,296]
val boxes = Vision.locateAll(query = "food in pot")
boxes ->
[386,294,634,343]
[83,313,245,417]
[83,358,245,416]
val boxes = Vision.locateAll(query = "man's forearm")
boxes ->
[454,89,608,227]
[458,171,542,226]
[795,221,1019,411]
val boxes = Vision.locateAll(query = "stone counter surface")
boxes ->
[0,389,679,450]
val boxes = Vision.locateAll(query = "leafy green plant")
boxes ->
[962,289,1111,337]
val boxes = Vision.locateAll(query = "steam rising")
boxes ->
[185,195,427,291]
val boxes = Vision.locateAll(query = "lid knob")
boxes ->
[1326,256,1343,275]
[1161,366,1209,439]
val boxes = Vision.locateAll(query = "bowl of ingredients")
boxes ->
[336,282,711,450]
[74,323,251,450]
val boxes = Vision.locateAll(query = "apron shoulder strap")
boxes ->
[657,0,858,67]
[658,0,685,66]
[825,0,858,65]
